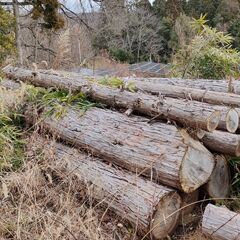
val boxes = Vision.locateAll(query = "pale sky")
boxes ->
[61,0,155,12]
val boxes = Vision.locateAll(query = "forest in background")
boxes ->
[1,0,240,80]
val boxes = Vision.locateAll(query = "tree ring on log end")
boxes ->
[226,108,239,133]
[207,110,221,132]
[151,192,181,239]
[180,144,215,193]
[206,155,230,199]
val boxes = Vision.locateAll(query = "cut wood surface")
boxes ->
[204,155,230,199]
[54,142,182,239]
[4,65,234,132]
[26,106,215,192]
[197,130,240,156]
[202,204,240,240]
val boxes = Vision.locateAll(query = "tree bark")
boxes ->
[197,130,240,156]
[25,106,215,193]
[54,142,182,239]
[123,78,240,106]
[204,155,230,199]
[13,0,23,66]
[202,204,240,240]
[27,68,240,101]
[123,76,240,94]
[3,66,227,132]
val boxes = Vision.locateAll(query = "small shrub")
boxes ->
[172,14,240,79]
[109,48,134,63]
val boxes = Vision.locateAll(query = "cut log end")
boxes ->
[226,108,239,133]
[205,155,230,199]
[151,192,181,239]
[179,133,215,192]
[207,110,221,132]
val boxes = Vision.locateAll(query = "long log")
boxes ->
[54,142,182,239]
[3,66,228,132]
[30,68,240,95]
[26,106,215,193]
[197,130,240,156]
[204,155,230,198]
[123,76,240,94]
[202,204,240,240]
[33,68,240,107]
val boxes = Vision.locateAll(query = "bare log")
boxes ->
[197,130,240,156]
[26,107,215,193]
[55,142,182,239]
[123,78,240,107]
[32,68,240,106]
[123,76,240,95]
[3,66,227,132]
[202,204,240,240]
[204,155,230,199]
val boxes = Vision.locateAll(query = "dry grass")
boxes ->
[0,133,135,240]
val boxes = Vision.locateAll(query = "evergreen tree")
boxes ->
[0,6,15,65]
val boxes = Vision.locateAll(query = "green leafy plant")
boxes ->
[0,113,24,170]
[229,156,240,193]
[98,77,136,92]
[25,85,98,118]
[109,48,134,63]
[0,7,16,65]
[172,14,240,79]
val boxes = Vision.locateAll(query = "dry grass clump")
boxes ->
[0,133,134,240]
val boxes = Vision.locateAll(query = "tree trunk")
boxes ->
[204,155,230,199]
[3,66,227,132]
[202,204,240,240]
[13,0,23,66]
[25,106,215,193]
[197,130,240,156]
[54,142,182,239]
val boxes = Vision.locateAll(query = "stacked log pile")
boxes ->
[3,65,240,239]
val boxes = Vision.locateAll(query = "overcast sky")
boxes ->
[61,0,155,12]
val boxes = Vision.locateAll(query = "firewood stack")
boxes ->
[2,65,240,239]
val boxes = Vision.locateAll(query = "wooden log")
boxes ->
[197,130,240,156]
[54,142,182,239]
[202,204,240,240]
[30,68,240,95]
[204,155,230,199]
[27,107,215,193]
[123,76,240,94]
[33,68,240,106]
[123,78,240,107]
[3,66,226,132]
